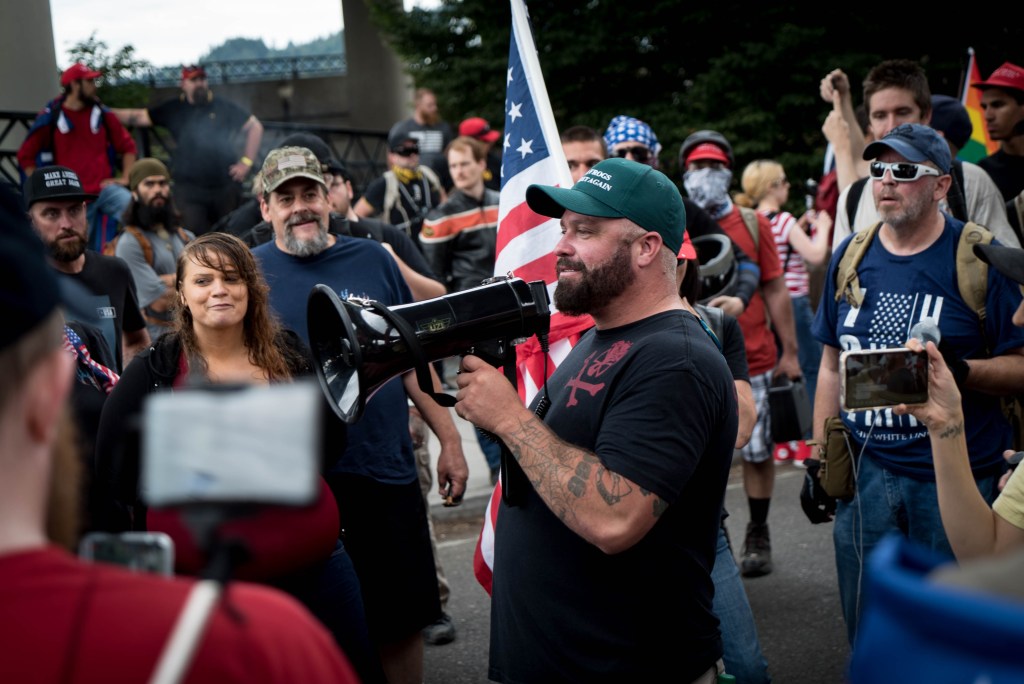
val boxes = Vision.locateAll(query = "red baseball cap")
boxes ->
[684,142,731,166]
[459,117,501,143]
[60,63,102,86]
[971,62,1024,95]
[677,232,696,261]
[181,64,207,80]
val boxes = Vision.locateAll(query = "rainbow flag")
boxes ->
[959,47,999,163]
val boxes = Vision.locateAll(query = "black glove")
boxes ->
[937,340,970,389]
[800,459,836,524]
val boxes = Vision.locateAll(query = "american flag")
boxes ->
[472,0,594,594]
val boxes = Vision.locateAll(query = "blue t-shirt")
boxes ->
[813,216,1024,479]
[253,236,416,483]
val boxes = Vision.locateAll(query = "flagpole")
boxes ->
[960,46,975,105]
[509,0,570,181]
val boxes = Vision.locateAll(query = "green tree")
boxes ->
[366,1,1023,215]
[66,32,151,108]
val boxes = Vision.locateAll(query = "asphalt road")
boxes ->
[423,457,851,684]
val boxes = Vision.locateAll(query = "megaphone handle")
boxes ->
[499,344,531,507]
[365,301,455,408]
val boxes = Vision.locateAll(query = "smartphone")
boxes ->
[839,348,929,412]
[79,531,175,576]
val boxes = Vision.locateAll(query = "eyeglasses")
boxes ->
[393,146,420,157]
[868,161,942,182]
[613,146,652,164]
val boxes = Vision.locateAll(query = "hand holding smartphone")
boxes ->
[840,348,929,412]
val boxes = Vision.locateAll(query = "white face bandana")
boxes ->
[684,167,734,219]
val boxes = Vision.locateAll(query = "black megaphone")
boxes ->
[306,276,551,423]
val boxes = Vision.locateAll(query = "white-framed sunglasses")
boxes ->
[868,160,943,182]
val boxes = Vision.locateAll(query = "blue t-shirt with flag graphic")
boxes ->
[813,216,1024,480]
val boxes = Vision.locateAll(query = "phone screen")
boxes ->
[79,532,174,576]
[840,348,929,412]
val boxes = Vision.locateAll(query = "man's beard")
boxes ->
[554,243,636,316]
[283,211,330,257]
[48,229,87,263]
[876,184,935,231]
[137,200,172,228]
[192,86,209,103]
[46,410,82,551]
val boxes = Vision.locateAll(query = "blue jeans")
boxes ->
[87,184,131,252]
[833,453,1000,645]
[792,295,821,437]
[713,523,772,683]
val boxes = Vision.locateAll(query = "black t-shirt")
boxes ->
[978,149,1024,202]
[490,310,736,683]
[56,251,146,373]
[361,171,442,241]
[148,96,251,185]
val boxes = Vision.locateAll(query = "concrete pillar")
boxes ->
[341,0,411,131]
[0,0,59,111]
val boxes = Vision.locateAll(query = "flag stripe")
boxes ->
[475,0,590,595]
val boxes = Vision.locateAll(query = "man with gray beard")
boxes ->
[811,123,1024,644]
[251,146,468,684]
[113,158,194,341]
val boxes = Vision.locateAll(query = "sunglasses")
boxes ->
[393,146,420,157]
[613,146,652,163]
[868,161,942,182]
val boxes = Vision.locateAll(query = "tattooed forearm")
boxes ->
[595,464,634,505]
[937,421,964,440]
[503,414,667,534]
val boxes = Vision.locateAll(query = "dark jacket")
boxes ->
[94,328,345,531]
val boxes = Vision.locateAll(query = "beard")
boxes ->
[48,229,87,263]
[46,410,82,551]
[283,211,330,257]
[554,242,636,316]
[876,184,935,231]
[137,199,173,228]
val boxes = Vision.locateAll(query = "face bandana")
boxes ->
[684,167,734,219]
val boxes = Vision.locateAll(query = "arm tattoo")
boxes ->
[937,421,964,440]
[505,415,666,524]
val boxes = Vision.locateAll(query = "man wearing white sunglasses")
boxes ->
[810,122,1024,645]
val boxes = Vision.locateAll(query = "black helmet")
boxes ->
[693,234,737,304]
[679,130,734,169]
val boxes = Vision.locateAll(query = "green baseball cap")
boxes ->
[526,157,686,255]
[260,146,326,193]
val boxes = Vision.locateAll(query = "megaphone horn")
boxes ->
[307,276,551,423]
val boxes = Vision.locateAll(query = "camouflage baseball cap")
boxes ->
[260,146,326,193]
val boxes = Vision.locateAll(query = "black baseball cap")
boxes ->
[0,183,61,351]
[24,166,97,208]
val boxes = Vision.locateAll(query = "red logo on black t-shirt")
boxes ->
[565,341,632,407]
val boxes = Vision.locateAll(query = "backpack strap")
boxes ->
[737,206,759,249]
[833,221,881,309]
[844,177,868,230]
[947,161,968,223]
[175,227,192,248]
[694,303,725,352]
[956,221,994,331]
[107,225,154,266]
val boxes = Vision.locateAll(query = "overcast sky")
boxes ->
[49,0,433,67]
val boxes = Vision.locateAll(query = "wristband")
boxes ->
[240,156,254,167]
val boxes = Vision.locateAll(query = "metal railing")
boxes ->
[122,54,347,88]
[1,110,388,200]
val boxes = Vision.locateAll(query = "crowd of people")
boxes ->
[4,51,1024,682]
